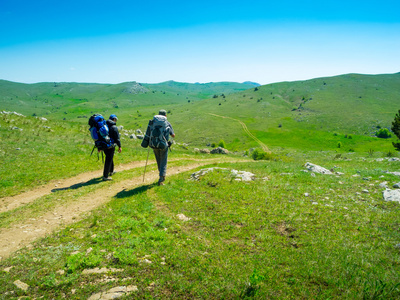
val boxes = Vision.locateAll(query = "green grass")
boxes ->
[1,73,400,298]
[1,155,400,298]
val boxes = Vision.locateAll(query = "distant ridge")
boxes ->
[242,81,260,86]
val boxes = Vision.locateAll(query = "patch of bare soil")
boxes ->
[0,158,223,259]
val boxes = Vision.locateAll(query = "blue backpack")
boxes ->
[88,114,114,152]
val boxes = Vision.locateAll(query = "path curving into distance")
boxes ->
[209,113,270,153]
[0,157,249,259]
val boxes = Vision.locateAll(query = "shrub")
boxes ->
[376,128,391,139]
[251,148,274,160]
[337,142,342,148]
[218,139,226,148]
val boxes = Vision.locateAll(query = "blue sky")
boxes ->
[1,0,399,84]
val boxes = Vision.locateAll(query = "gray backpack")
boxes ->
[148,115,170,150]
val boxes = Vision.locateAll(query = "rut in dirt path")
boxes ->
[0,158,240,259]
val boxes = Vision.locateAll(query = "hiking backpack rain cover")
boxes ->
[148,115,170,150]
[88,114,113,151]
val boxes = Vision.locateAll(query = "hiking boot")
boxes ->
[102,176,112,181]
[158,176,165,186]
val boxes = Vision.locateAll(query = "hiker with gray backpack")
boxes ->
[141,109,175,185]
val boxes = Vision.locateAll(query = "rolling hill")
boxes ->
[1,73,399,152]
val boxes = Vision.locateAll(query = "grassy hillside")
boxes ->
[1,73,398,153]
[0,80,259,120]
[169,73,400,152]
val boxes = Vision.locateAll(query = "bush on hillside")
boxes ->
[251,148,274,160]
[218,139,226,149]
[392,109,400,151]
[376,128,391,139]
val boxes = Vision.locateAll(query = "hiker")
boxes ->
[103,114,122,181]
[143,109,175,185]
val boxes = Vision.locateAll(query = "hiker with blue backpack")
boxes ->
[88,113,122,181]
[102,114,122,181]
[141,109,175,186]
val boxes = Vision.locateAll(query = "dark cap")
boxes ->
[159,110,167,116]
[109,114,118,120]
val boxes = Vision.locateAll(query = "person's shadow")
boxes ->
[51,177,103,192]
[115,183,156,199]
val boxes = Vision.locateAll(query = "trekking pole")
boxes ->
[143,147,150,182]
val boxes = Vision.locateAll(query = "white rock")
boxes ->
[304,162,333,175]
[88,285,138,300]
[388,157,400,162]
[82,267,124,275]
[386,171,400,176]
[14,280,29,291]
[379,182,389,189]
[383,189,400,203]
[177,214,191,221]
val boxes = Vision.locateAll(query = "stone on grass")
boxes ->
[388,157,400,162]
[88,285,138,300]
[231,169,255,181]
[199,149,210,154]
[177,214,191,221]
[190,167,228,180]
[82,267,124,275]
[386,171,400,176]
[190,167,256,182]
[393,182,400,188]
[383,189,400,203]
[14,280,29,291]
[210,147,229,154]
[379,182,389,189]
[304,162,333,175]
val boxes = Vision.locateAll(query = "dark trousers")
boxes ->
[103,147,115,178]
[153,148,169,177]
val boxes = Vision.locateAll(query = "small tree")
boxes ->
[376,128,391,139]
[392,109,400,151]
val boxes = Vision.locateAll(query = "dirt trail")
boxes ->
[0,158,227,259]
